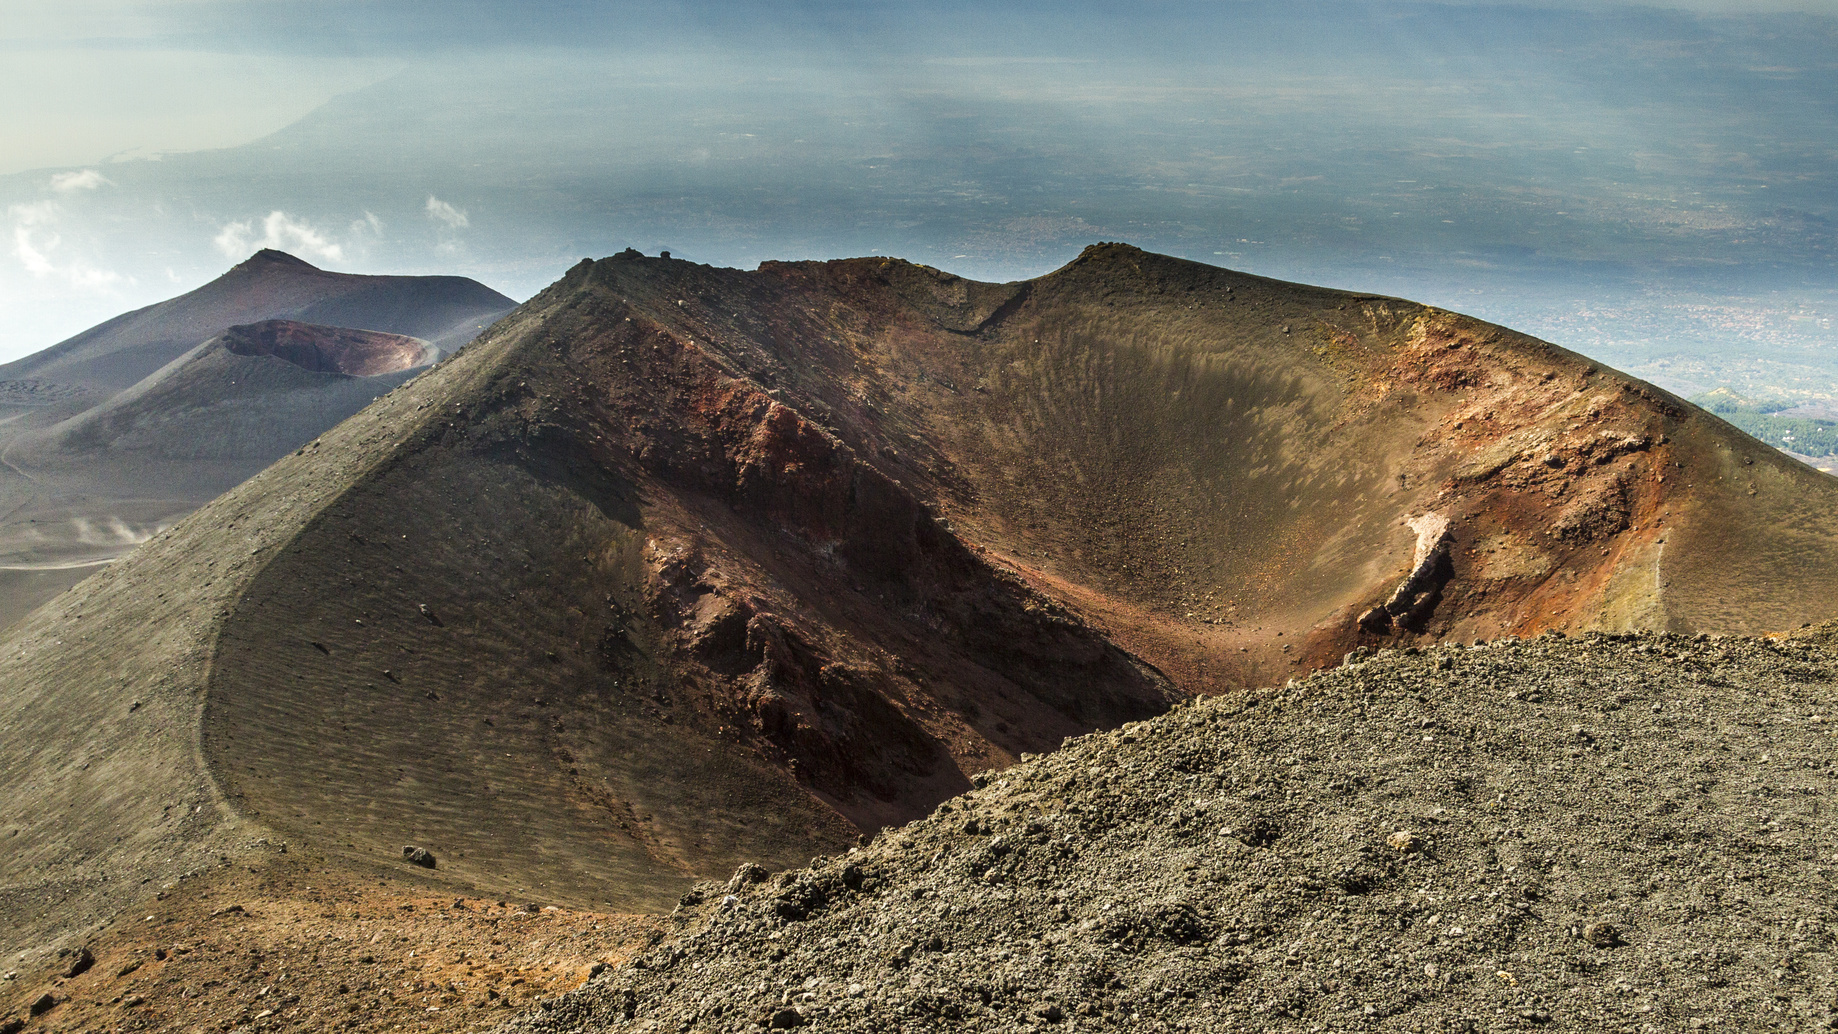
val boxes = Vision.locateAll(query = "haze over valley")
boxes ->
[4,1,1835,418]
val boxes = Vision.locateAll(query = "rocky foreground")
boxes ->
[506,626,1838,1033]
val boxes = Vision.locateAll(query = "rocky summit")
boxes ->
[516,625,1838,1033]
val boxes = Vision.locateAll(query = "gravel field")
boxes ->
[510,625,1838,1033]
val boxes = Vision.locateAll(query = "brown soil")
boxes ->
[0,850,658,1034]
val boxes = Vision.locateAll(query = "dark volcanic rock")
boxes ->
[1581,921,1623,949]
[507,624,1838,1033]
[59,947,93,978]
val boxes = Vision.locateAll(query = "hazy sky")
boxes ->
[3,0,1835,395]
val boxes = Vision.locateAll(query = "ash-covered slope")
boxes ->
[6,244,1838,969]
[516,625,1838,1033]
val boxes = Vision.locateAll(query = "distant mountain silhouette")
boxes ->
[0,250,512,391]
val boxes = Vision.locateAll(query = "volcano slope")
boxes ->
[515,625,1838,1033]
[9,320,435,493]
[0,251,514,626]
[6,245,1838,975]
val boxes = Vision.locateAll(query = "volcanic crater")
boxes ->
[6,245,1838,1034]
[220,319,433,377]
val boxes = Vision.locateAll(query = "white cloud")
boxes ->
[213,210,344,263]
[10,200,59,227]
[212,220,252,256]
[425,195,469,230]
[7,200,124,289]
[49,169,109,193]
[12,224,56,276]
